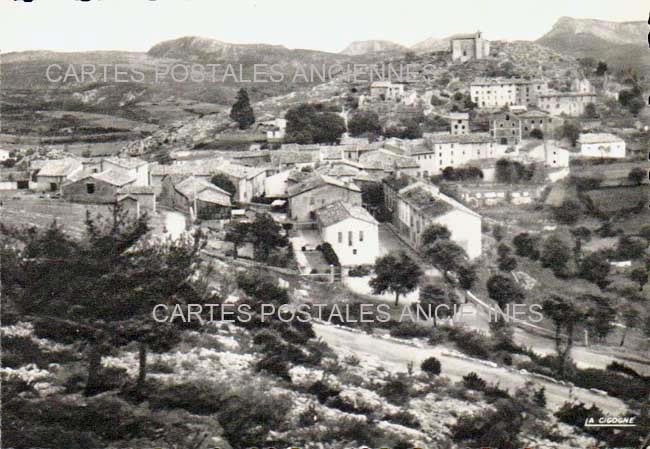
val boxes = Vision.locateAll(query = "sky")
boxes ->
[0,0,647,54]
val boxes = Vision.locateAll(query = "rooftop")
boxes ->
[402,186,454,217]
[383,174,416,191]
[270,151,315,165]
[359,149,419,169]
[416,133,494,151]
[103,157,148,169]
[174,176,232,205]
[315,201,377,227]
[578,133,624,144]
[37,158,81,177]
[471,77,543,86]
[287,174,361,197]
[92,169,136,187]
[539,92,597,98]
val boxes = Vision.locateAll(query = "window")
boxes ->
[359,230,364,242]
[348,231,353,246]
[338,232,342,243]
[353,249,357,255]
[310,197,315,205]
[86,183,95,194]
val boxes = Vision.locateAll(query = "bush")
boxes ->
[318,242,340,267]
[255,354,291,380]
[389,321,431,339]
[308,380,341,403]
[570,367,649,400]
[348,265,372,277]
[421,357,442,376]
[606,361,641,378]
[449,328,492,360]
[452,399,524,448]
[380,374,412,404]
[462,372,487,390]
[252,328,283,349]
[385,410,421,429]
[555,402,604,437]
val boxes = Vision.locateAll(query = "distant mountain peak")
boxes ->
[339,40,407,56]
[539,16,646,46]
[536,16,649,72]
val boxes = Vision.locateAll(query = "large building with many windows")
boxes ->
[470,78,548,109]
[490,110,555,145]
[537,92,597,117]
[412,133,500,176]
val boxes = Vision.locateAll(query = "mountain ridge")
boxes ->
[536,16,649,71]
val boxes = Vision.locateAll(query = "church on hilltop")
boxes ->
[450,31,490,62]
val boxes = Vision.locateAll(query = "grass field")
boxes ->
[0,192,165,238]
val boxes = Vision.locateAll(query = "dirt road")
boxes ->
[314,322,627,414]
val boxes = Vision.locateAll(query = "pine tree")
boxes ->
[3,203,212,396]
[230,88,255,129]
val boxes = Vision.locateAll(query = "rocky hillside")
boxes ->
[537,17,650,71]
[411,36,453,53]
[340,40,407,56]
[539,17,646,46]
[148,36,354,65]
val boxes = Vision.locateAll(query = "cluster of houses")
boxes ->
[14,53,631,269]
[20,104,628,268]
[470,76,597,117]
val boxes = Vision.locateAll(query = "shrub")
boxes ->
[255,354,291,380]
[462,372,487,390]
[348,265,372,277]
[252,328,283,349]
[606,361,641,378]
[449,328,491,360]
[421,357,442,376]
[149,380,229,414]
[319,242,340,266]
[308,380,341,403]
[389,321,432,339]
[533,386,547,408]
[380,374,412,404]
[385,410,421,429]
[452,399,524,448]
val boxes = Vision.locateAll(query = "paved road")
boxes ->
[314,322,627,414]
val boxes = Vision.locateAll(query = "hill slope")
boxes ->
[536,17,649,71]
[340,40,407,56]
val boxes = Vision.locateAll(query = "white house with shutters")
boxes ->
[315,201,379,266]
[578,133,626,159]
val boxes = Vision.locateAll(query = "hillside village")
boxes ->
[2,11,650,449]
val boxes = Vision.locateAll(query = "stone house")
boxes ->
[287,174,362,222]
[537,92,597,117]
[160,175,232,220]
[62,169,136,204]
[450,31,490,62]
[101,157,150,186]
[35,158,83,192]
[369,81,404,101]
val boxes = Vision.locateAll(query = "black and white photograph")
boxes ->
[1,1,649,448]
